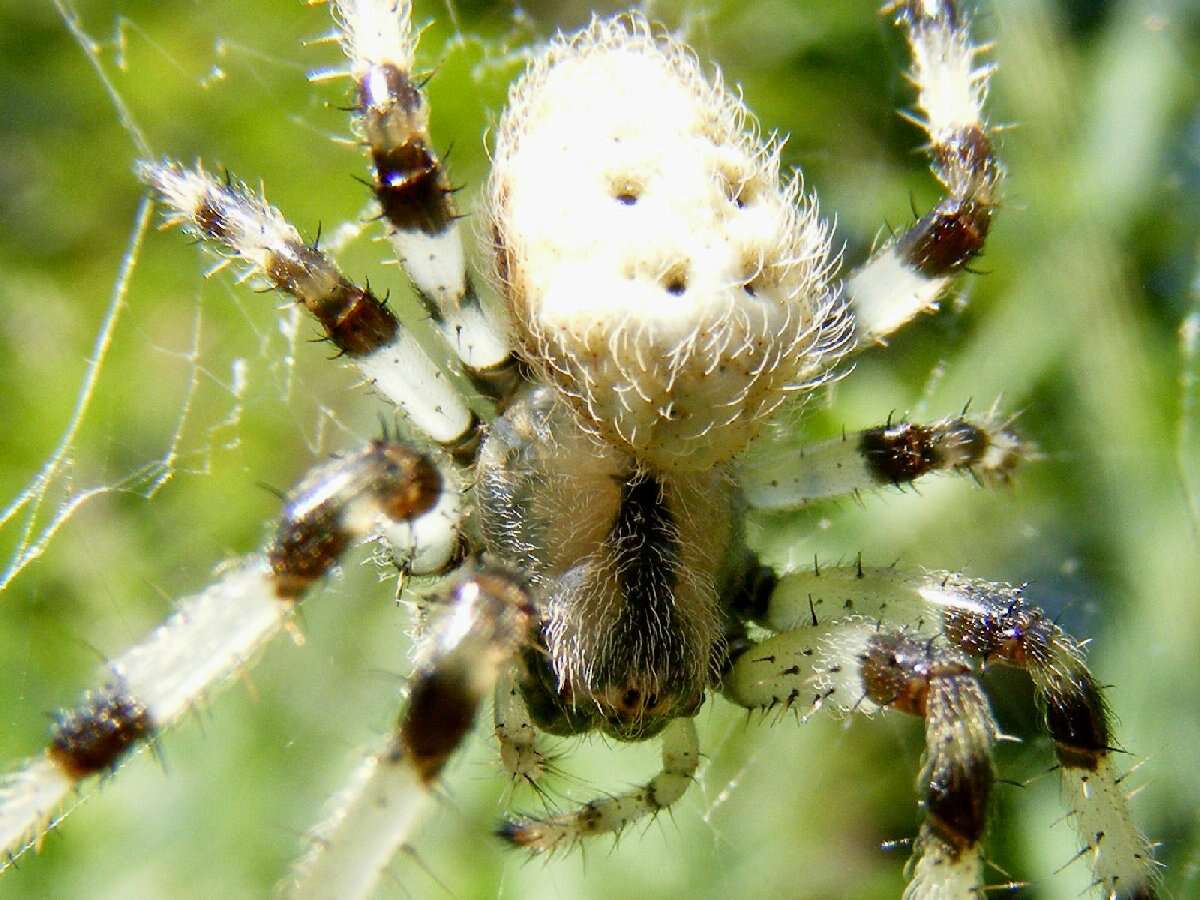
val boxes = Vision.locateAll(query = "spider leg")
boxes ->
[496,716,699,854]
[0,440,458,869]
[494,667,549,788]
[844,1,1002,345]
[737,412,1025,510]
[284,565,534,900]
[726,621,997,899]
[328,0,519,406]
[138,160,483,463]
[727,564,1158,899]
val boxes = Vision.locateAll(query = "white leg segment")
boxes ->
[904,834,984,900]
[738,414,1024,509]
[744,563,1158,898]
[285,568,534,900]
[848,251,950,346]
[847,1,1001,345]
[1063,760,1159,900]
[498,717,699,853]
[352,331,475,446]
[112,558,282,722]
[330,0,515,383]
[722,619,877,716]
[138,161,478,449]
[285,746,426,900]
[389,227,512,373]
[494,668,547,786]
[0,759,75,866]
[757,565,932,635]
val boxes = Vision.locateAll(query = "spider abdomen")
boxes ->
[487,15,851,472]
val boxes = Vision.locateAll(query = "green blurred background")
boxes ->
[0,0,1197,897]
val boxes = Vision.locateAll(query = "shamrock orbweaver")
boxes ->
[0,1,1170,897]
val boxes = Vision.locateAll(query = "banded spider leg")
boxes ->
[0,438,464,869]
[724,565,1159,899]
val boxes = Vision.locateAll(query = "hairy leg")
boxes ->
[328,0,518,403]
[497,717,700,854]
[285,566,534,900]
[845,1,1002,345]
[727,563,1157,898]
[0,440,456,867]
[725,623,997,899]
[737,411,1024,510]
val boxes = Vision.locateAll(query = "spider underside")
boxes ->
[0,2,1160,899]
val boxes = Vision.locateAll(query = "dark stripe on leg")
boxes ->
[48,689,154,780]
[268,441,442,597]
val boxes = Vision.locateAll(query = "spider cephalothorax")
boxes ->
[477,385,735,740]
[0,3,1159,899]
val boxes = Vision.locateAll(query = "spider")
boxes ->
[0,0,1166,897]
